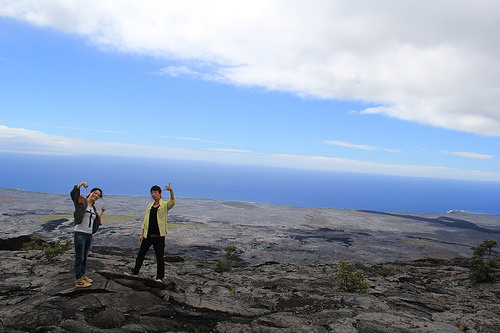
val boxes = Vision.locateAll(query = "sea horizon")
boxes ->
[1,153,500,215]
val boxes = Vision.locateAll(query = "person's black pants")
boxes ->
[132,236,165,279]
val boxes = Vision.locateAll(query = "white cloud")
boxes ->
[442,150,494,160]
[158,66,199,78]
[205,148,252,153]
[160,136,206,142]
[324,140,376,151]
[263,152,500,181]
[324,140,401,153]
[1,0,500,136]
[383,148,402,153]
[0,124,210,159]
[159,136,236,146]
[3,121,125,134]
[1,124,499,181]
[0,125,81,154]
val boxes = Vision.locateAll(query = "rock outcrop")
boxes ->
[1,245,499,333]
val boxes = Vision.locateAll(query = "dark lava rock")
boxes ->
[0,235,32,250]
[1,245,500,333]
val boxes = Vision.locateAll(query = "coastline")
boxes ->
[2,153,500,215]
[2,184,500,216]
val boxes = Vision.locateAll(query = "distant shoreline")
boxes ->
[2,185,500,216]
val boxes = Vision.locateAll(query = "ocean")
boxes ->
[1,153,499,215]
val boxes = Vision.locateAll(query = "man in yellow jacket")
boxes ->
[125,183,175,283]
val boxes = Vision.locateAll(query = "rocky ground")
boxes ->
[1,242,500,333]
[2,187,500,332]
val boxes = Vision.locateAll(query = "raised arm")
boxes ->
[99,204,106,218]
[164,182,175,201]
[70,182,89,205]
[77,182,89,189]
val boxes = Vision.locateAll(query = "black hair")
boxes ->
[89,188,103,198]
[150,185,162,194]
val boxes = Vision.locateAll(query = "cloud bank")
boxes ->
[1,125,498,181]
[1,0,500,136]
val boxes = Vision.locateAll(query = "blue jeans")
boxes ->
[74,232,92,280]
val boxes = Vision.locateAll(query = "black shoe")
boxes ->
[124,270,138,277]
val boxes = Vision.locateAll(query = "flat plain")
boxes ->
[1,187,500,264]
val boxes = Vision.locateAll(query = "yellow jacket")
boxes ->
[142,198,175,237]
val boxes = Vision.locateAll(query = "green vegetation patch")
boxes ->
[41,214,209,229]
[169,223,210,229]
[335,258,370,293]
[22,236,72,261]
[215,245,240,273]
[42,214,140,224]
[470,239,498,283]
[102,215,142,223]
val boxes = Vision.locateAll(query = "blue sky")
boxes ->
[1,0,500,182]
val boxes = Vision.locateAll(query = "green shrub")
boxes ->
[335,258,370,293]
[22,236,72,261]
[22,236,45,250]
[43,239,72,261]
[470,239,498,283]
[215,259,232,273]
[378,264,395,277]
[214,246,240,273]
[223,245,239,261]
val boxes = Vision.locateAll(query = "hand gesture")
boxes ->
[79,182,89,190]
[164,182,172,191]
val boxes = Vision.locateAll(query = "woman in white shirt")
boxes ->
[70,182,106,288]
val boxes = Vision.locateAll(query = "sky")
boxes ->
[1,0,500,182]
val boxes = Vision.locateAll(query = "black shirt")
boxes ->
[147,206,160,237]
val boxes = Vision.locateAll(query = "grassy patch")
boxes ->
[41,214,209,229]
[42,214,140,224]
[102,215,142,223]
[169,223,210,229]
[41,214,73,221]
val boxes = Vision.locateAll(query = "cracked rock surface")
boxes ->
[1,249,499,332]
[1,187,500,332]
